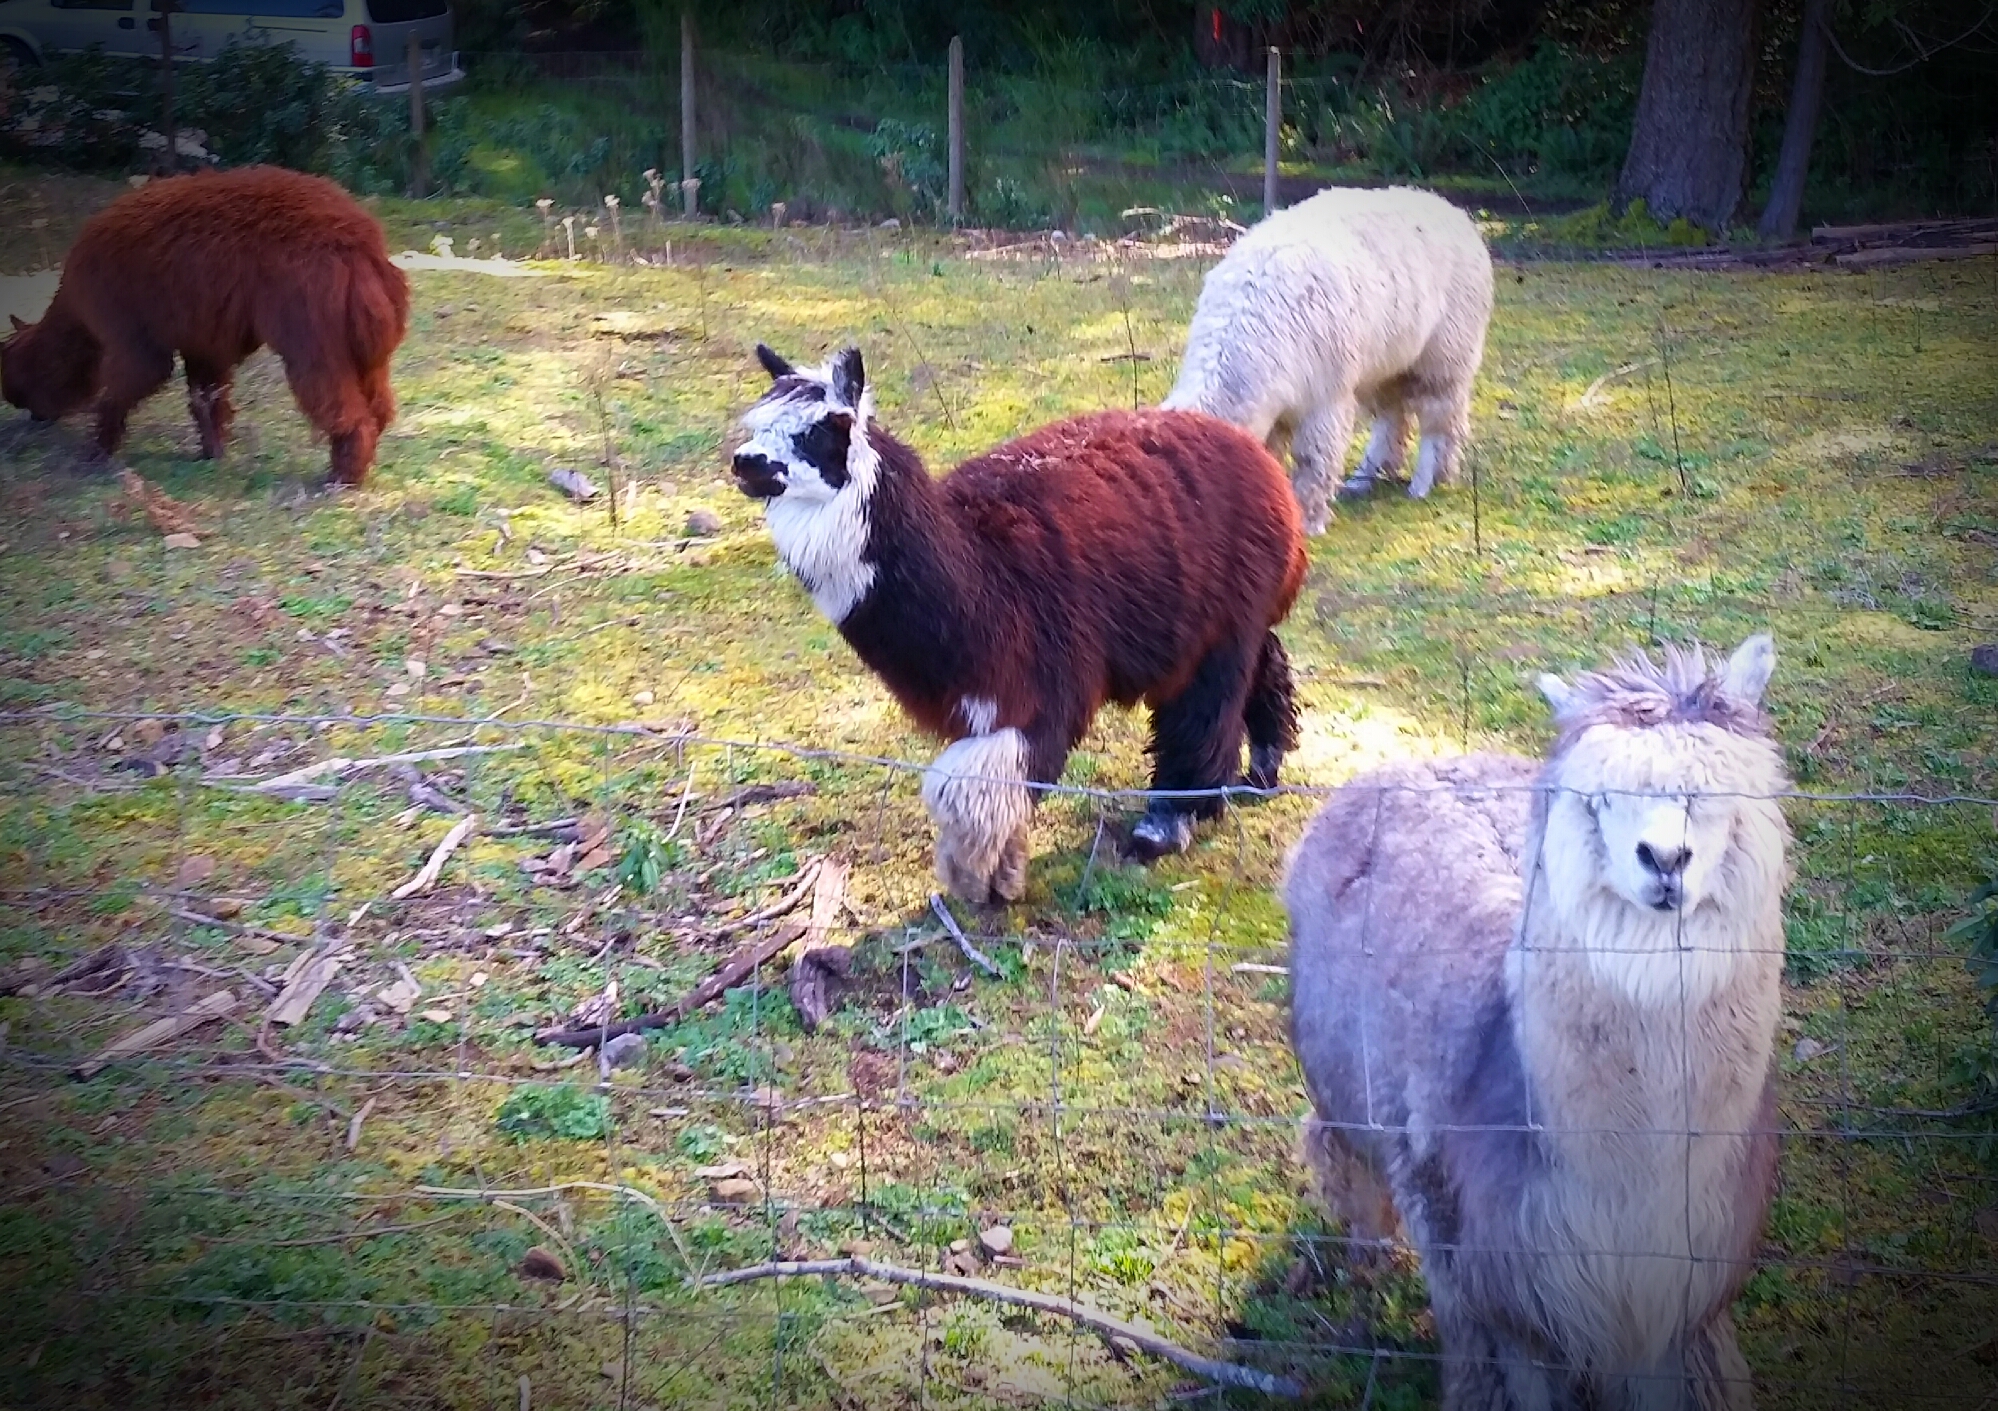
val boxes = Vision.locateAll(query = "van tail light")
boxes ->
[350,25,373,67]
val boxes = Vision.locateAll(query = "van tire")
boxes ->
[1,37,37,75]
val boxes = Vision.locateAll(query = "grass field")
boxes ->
[1,171,1996,1409]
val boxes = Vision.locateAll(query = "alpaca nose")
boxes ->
[731,451,784,499]
[1636,840,1689,878]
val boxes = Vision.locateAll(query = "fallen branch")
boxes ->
[1567,358,1659,410]
[267,950,343,1026]
[697,1256,1303,1397]
[1834,241,1998,269]
[930,894,1000,977]
[536,920,806,1047]
[710,858,822,939]
[230,744,524,795]
[391,815,478,900]
[167,906,309,948]
[699,781,817,814]
[75,989,238,1079]
[487,816,579,838]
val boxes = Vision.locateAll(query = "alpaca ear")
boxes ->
[1536,672,1576,717]
[830,346,865,409]
[7,315,24,332]
[1721,633,1775,707]
[755,344,794,381]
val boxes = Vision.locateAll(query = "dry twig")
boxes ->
[930,894,1000,977]
[697,1255,1303,1396]
[391,815,478,900]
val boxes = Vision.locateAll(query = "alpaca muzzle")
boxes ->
[731,450,785,499]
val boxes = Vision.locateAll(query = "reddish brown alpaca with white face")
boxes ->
[733,344,1308,903]
[1,165,409,484]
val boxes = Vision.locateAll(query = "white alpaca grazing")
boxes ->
[1285,635,1791,1410]
[1164,185,1494,534]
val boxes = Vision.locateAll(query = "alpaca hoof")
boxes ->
[1335,472,1377,500]
[1128,809,1194,861]
[1241,745,1283,794]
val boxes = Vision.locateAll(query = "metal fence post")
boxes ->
[948,35,965,224]
[1264,45,1280,216]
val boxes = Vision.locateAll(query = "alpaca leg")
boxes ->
[1429,1283,1535,1411]
[1287,395,1355,536]
[283,359,379,486]
[1408,385,1473,499]
[1685,1313,1754,1411]
[1342,403,1412,498]
[93,340,174,459]
[183,356,236,460]
[1131,637,1255,859]
[1241,630,1299,792]
[921,729,1035,905]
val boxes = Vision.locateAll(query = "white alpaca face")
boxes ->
[1547,744,1736,915]
[1537,634,1781,920]
[733,345,881,623]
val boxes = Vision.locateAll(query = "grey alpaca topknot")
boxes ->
[1543,638,1774,741]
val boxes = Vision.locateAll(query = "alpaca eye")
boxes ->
[795,416,851,488]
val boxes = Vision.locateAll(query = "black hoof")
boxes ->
[1127,809,1194,862]
[1240,745,1284,794]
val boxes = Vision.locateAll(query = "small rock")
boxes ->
[878,217,900,230]
[1793,1036,1830,1063]
[332,1006,377,1034]
[686,509,722,537]
[599,1032,647,1072]
[711,1177,760,1203]
[631,689,655,707]
[1971,644,1998,677]
[162,532,201,549]
[977,1224,1013,1257]
[518,1245,567,1281]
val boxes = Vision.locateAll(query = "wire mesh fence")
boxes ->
[2,681,1994,1408]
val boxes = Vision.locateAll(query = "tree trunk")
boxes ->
[1616,0,1760,234]
[1757,0,1830,240]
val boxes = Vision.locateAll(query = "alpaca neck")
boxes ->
[1504,802,1785,1144]
[826,427,983,736]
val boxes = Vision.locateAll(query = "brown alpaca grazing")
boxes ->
[733,344,1308,904]
[1,165,409,484]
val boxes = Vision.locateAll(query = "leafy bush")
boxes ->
[494,1083,610,1142]
[868,117,946,220]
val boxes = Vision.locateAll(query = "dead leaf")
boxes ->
[572,843,614,874]
[518,1245,567,1282]
[374,975,422,1014]
[117,467,201,537]
[416,1007,454,1024]
[162,532,201,550]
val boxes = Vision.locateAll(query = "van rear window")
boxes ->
[164,0,332,12]
[365,0,446,20]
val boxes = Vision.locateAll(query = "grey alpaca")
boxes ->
[1285,635,1792,1410]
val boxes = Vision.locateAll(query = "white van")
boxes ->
[0,0,463,94]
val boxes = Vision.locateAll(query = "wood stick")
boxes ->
[709,858,821,939]
[1834,242,1998,269]
[391,814,478,900]
[232,745,524,795]
[930,894,999,977]
[536,920,806,1048]
[697,1255,1304,1397]
[75,989,238,1079]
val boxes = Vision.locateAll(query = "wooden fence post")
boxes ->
[155,0,177,175]
[1264,45,1280,216]
[947,35,964,224]
[408,31,427,198]
[680,11,697,217]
